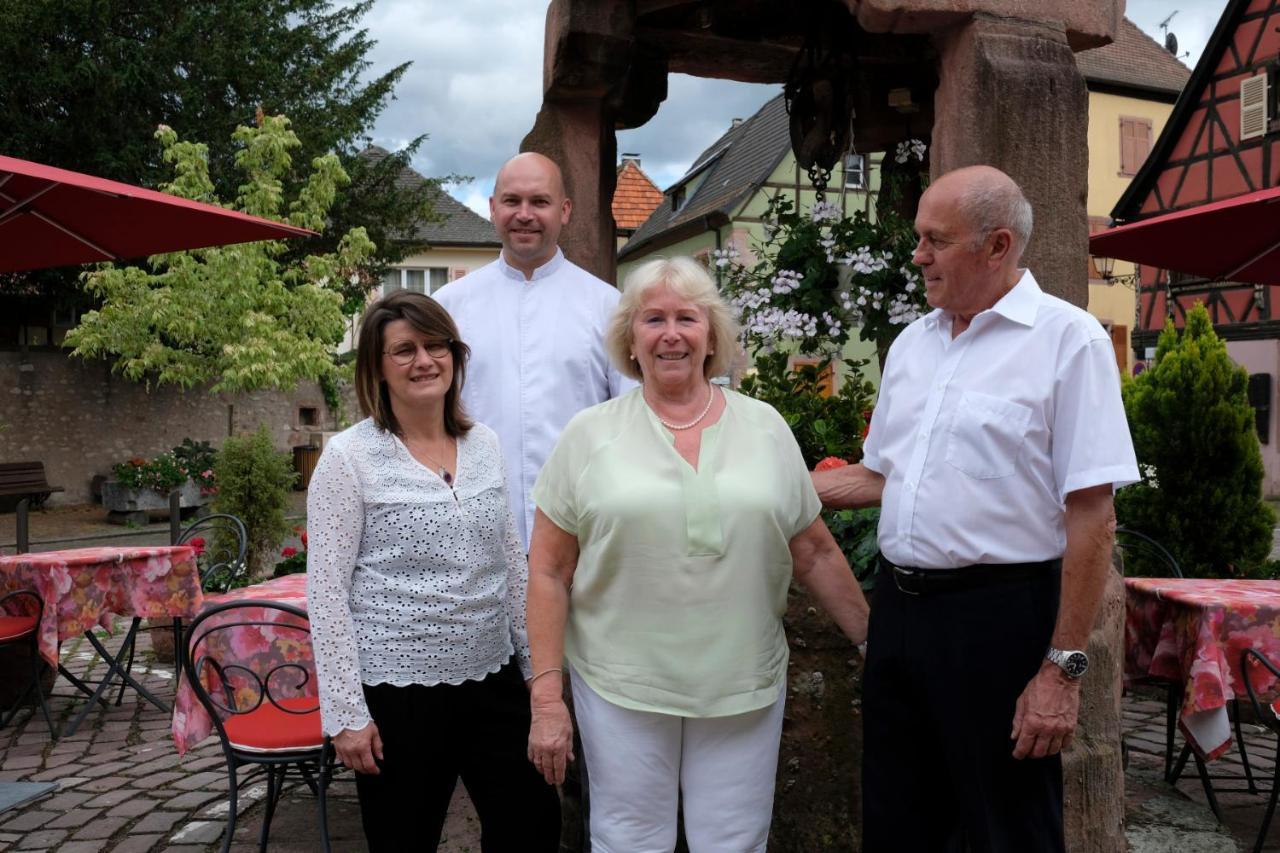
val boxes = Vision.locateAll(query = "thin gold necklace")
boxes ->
[650,385,716,431]
[409,435,455,486]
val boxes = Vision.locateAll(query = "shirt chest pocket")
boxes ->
[944,391,1032,479]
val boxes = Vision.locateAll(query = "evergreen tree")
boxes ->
[0,0,437,281]
[1116,303,1276,577]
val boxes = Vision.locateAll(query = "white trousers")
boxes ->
[570,669,786,853]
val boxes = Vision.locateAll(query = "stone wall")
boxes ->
[0,351,349,505]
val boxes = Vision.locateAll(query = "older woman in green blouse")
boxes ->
[525,256,869,853]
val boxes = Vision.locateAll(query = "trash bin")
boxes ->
[292,444,321,490]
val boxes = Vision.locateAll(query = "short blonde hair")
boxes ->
[607,256,740,381]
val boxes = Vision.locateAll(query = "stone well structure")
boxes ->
[521,2,1125,851]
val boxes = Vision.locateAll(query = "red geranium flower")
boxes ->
[281,547,298,558]
[815,456,849,471]
[299,530,308,549]
[188,537,206,555]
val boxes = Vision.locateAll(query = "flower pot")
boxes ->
[147,617,177,665]
[102,479,208,525]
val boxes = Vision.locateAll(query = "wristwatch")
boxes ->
[1045,646,1089,679]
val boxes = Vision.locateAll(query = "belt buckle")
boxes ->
[892,565,923,596]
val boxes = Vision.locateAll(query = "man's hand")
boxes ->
[333,721,384,775]
[528,697,575,785]
[1011,662,1081,759]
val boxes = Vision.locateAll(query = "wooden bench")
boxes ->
[0,462,64,554]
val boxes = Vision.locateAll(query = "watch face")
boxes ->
[1063,651,1089,678]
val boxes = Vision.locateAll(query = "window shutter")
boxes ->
[1119,118,1153,176]
[1110,324,1128,375]
[1241,73,1269,140]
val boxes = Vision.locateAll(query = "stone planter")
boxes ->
[102,479,208,525]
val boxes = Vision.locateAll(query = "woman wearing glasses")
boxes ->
[307,290,560,851]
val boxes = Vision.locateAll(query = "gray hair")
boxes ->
[958,177,1033,258]
[607,256,740,381]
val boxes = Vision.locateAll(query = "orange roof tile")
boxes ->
[613,160,664,231]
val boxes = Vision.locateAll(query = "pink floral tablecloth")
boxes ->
[1125,577,1280,760]
[0,545,201,665]
[172,573,312,754]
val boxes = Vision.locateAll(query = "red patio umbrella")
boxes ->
[0,154,315,273]
[1089,185,1280,285]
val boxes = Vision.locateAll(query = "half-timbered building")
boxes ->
[1109,0,1280,492]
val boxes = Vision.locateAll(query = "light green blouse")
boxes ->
[532,387,821,717]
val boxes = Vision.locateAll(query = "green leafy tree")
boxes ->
[0,0,434,263]
[1117,303,1276,577]
[211,425,297,581]
[64,116,374,391]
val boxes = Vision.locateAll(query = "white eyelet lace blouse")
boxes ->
[305,418,532,737]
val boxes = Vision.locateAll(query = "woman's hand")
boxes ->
[333,721,383,775]
[528,696,575,785]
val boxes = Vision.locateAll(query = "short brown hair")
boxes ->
[354,291,473,437]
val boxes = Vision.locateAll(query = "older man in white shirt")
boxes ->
[434,152,635,550]
[814,165,1138,853]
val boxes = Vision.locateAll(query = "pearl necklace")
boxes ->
[651,385,716,431]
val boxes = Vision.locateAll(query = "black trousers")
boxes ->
[353,660,561,853]
[862,567,1066,853]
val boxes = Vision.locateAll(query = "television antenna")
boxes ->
[1158,11,1188,59]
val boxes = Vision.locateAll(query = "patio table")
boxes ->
[1124,577,1280,761]
[172,573,310,754]
[0,544,201,734]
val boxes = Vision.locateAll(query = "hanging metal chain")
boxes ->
[784,0,858,203]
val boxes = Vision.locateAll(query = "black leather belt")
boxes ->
[882,556,1062,596]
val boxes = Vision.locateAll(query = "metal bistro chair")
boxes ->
[1115,526,1185,779]
[1240,648,1280,853]
[117,513,249,698]
[0,589,58,738]
[184,599,334,853]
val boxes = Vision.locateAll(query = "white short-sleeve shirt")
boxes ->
[862,269,1139,569]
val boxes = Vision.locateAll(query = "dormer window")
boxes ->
[671,186,687,212]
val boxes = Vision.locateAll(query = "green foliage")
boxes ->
[173,439,218,492]
[1117,304,1276,578]
[211,426,297,581]
[64,117,375,392]
[112,453,189,493]
[0,0,435,278]
[739,352,875,466]
[718,146,928,364]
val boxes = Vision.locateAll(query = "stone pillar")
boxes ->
[931,14,1090,307]
[523,102,617,283]
[1063,564,1127,853]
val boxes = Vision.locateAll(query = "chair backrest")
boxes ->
[1242,648,1280,733]
[182,599,318,744]
[1114,526,1184,578]
[178,514,248,592]
[0,588,43,623]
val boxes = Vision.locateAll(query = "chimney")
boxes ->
[621,152,641,168]
[731,117,744,128]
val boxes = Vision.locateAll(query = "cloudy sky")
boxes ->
[359,1,1230,217]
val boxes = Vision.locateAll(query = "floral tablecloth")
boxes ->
[172,573,312,754]
[1125,577,1280,760]
[0,545,201,666]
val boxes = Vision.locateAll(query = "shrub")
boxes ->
[173,438,218,493]
[1117,303,1276,578]
[212,426,297,581]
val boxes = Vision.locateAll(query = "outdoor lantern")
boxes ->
[1095,254,1117,280]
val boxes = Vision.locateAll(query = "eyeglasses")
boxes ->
[384,341,452,365]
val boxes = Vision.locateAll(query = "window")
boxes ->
[1119,117,1153,176]
[381,267,450,297]
[671,186,686,212]
[844,153,866,189]
[298,406,320,428]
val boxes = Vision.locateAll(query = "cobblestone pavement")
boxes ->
[0,624,481,852]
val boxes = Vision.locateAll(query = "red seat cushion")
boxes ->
[1270,698,1280,721]
[223,696,324,753]
[0,614,37,642]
